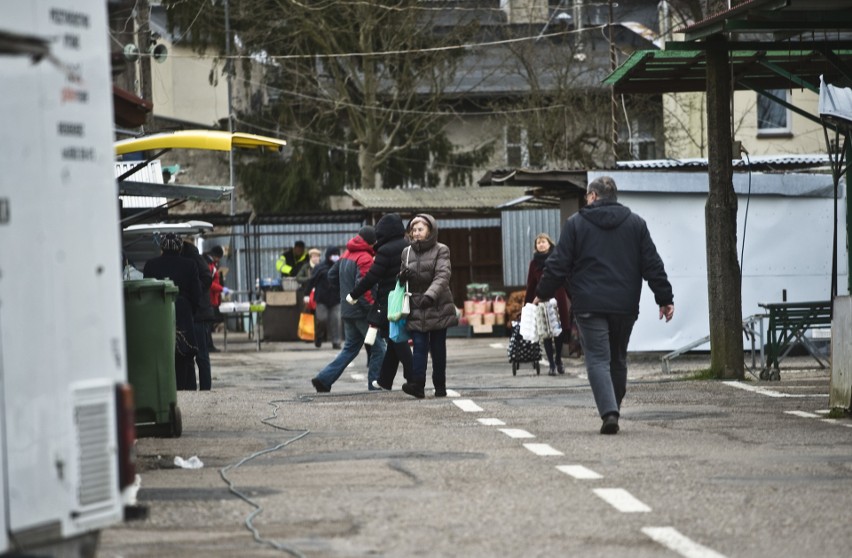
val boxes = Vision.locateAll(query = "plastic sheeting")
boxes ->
[819,75,852,127]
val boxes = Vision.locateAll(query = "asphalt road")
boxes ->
[100,334,851,558]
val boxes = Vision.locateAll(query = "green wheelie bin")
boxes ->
[123,279,182,438]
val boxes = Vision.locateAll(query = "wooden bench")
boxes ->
[758,300,832,380]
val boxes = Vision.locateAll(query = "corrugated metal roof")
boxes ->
[345,186,533,211]
[616,153,831,170]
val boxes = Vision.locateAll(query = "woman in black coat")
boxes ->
[306,246,342,348]
[143,233,203,390]
[348,213,412,390]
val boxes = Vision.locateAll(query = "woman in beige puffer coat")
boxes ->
[399,214,458,398]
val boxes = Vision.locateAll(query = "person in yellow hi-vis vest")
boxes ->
[275,240,307,277]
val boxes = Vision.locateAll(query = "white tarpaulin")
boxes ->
[819,75,852,127]
[586,170,847,352]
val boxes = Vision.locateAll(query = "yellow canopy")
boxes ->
[115,130,286,155]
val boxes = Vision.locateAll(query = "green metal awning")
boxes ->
[603,44,852,94]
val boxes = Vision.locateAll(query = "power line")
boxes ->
[143,25,603,62]
[236,76,579,117]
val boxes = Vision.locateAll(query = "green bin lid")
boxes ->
[123,278,179,294]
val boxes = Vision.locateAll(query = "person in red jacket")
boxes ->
[204,245,228,352]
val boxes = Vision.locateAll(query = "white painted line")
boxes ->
[722,381,822,398]
[785,410,820,418]
[478,418,506,426]
[642,527,727,558]
[822,418,841,425]
[498,428,535,439]
[488,343,504,349]
[556,465,603,480]
[454,399,484,412]
[350,373,366,381]
[523,443,563,456]
[445,389,460,398]
[593,488,651,513]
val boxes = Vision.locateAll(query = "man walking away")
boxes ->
[535,176,674,435]
[311,227,387,392]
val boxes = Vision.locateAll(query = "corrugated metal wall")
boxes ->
[201,216,501,297]
[501,208,562,287]
[203,220,366,297]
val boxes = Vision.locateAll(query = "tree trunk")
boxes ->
[705,36,744,380]
[359,144,378,190]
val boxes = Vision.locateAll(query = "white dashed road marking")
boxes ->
[642,527,727,558]
[556,465,603,480]
[498,428,535,439]
[593,488,651,513]
[723,381,822,398]
[477,418,505,426]
[785,410,820,418]
[523,443,563,456]
[350,373,365,381]
[445,389,461,398]
[454,399,484,412]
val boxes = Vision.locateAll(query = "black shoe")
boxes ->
[556,361,565,375]
[548,364,557,376]
[314,338,322,348]
[434,388,447,398]
[402,382,425,399]
[311,378,330,393]
[600,413,619,435]
[332,343,341,350]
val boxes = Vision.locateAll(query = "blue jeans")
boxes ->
[410,328,447,390]
[573,313,636,418]
[314,318,386,390]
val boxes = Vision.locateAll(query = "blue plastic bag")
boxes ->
[389,317,410,343]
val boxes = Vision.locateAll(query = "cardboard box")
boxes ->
[266,291,297,306]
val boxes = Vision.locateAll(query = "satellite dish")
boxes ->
[150,43,168,64]
[123,43,140,62]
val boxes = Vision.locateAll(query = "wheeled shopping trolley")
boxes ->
[507,322,541,375]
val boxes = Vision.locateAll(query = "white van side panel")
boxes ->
[0,0,127,548]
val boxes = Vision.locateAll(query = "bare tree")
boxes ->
[164,0,491,194]
[496,32,615,169]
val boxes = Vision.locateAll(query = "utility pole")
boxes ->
[608,0,618,163]
[224,0,242,297]
[225,0,235,218]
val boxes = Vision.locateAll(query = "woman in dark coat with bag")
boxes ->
[347,213,413,390]
[524,232,575,375]
[399,214,458,398]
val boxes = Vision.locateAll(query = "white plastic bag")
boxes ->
[537,298,563,339]
[519,303,539,342]
[174,455,204,469]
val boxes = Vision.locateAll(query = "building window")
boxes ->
[505,125,544,168]
[628,135,657,160]
[757,89,791,136]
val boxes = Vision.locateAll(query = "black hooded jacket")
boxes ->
[536,199,673,316]
[349,213,409,327]
[307,246,341,307]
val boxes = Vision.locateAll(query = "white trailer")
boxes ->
[0,1,136,556]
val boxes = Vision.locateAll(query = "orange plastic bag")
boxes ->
[298,312,315,341]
